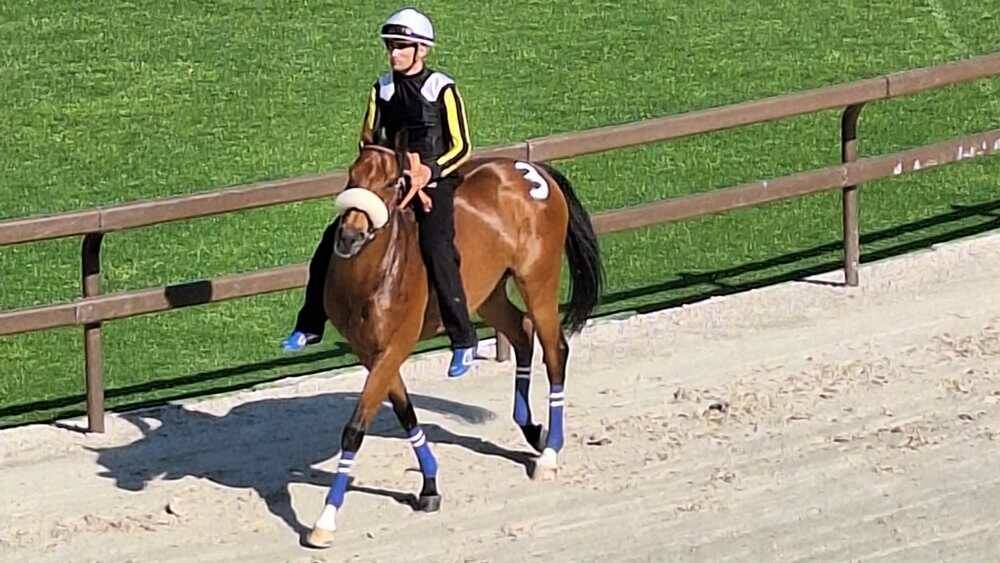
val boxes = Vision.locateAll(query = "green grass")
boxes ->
[2,1,998,427]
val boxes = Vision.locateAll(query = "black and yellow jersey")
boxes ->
[360,67,472,179]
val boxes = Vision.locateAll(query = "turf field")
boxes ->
[1,1,998,426]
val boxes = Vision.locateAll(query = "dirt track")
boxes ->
[2,232,1000,563]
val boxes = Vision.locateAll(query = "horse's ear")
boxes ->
[374,127,389,147]
[360,125,374,149]
[394,128,410,175]
[394,128,409,154]
[360,127,391,151]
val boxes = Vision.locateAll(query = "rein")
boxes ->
[360,144,397,156]
[333,144,411,258]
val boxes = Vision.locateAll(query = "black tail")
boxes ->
[537,162,605,334]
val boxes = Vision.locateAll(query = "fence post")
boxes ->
[494,277,512,362]
[82,233,105,433]
[841,103,865,287]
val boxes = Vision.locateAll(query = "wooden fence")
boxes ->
[2,53,998,432]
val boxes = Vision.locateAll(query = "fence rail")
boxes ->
[3,53,997,246]
[4,127,999,337]
[2,52,999,432]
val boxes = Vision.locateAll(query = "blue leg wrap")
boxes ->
[325,450,356,507]
[513,366,532,426]
[408,427,438,478]
[547,384,565,452]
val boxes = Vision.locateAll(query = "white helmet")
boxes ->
[380,8,435,46]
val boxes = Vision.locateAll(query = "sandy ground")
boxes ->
[2,232,1000,563]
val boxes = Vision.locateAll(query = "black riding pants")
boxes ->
[294,220,338,338]
[414,176,477,349]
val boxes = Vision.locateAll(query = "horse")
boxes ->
[306,132,604,548]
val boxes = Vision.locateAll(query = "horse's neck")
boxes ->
[349,212,416,300]
[375,212,414,293]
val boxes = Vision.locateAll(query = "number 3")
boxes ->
[515,162,549,200]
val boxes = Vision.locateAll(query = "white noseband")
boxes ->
[333,188,389,229]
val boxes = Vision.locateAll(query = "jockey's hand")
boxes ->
[417,190,433,212]
[400,153,433,212]
[406,153,431,191]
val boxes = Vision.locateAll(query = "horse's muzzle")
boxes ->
[333,224,372,259]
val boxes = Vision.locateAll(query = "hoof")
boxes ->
[521,424,548,454]
[304,527,336,549]
[532,464,559,481]
[532,448,560,481]
[416,494,442,513]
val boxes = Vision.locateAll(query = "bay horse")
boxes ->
[306,133,603,548]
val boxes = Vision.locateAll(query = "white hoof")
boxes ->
[305,505,337,549]
[532,448,560,481]
[305,527,336,549]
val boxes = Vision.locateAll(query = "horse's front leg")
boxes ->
[305,352,406,548]
[387,374,441,512]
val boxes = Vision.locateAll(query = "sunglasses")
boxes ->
[384,39,418,51]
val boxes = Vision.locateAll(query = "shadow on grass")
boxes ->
[600,199,1000,313]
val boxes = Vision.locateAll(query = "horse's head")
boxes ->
[332,132,410,259]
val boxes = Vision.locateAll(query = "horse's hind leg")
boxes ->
[387,374,441,512]
[512,272,568,481]
[477,280,547,453]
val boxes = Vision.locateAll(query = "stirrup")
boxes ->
[447,347,475,378]
[281,331,320,352]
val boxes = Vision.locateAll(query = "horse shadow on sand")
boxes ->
[90,392,535,537]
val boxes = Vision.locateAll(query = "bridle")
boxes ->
[333,144,409,257]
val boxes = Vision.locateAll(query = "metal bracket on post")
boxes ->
[82,233,105,433]
[495,332,512,362]
[841,103,865,287]
[494,277,512,362]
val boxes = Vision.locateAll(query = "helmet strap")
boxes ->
[401,46,424,75]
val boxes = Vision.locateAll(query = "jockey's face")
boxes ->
[385,40,428,74]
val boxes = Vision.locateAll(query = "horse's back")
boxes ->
[451,157,570,277]
[454,158,569,222]
[418,158,579,337]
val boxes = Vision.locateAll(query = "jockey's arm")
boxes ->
[431,83,472,179]
[359,84,379,148]
[402,84,470,210]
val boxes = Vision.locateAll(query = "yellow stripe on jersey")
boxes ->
[437,86,471,176]
[364,86,377,133]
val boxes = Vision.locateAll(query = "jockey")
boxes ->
[281,7,478,378]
